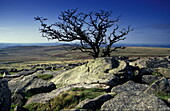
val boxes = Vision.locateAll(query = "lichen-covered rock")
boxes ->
[51,57,131,87]
[25,79,56,95]
[0,79,11,111]
[9,75,34,93]
[144,77,170,94]
[101,91,170,111]
[76,93,115,109]
[8,75,56,95]
[111,81,148,93]
[129,57,170,68]
[142,75,162,85]
[108,60,127,74]
[157,67,170,78]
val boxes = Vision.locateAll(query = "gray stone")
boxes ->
[144,77,170,94]
[142,75,162,85]
[4,70,36,78]
[101,91,170,111]
[0,79,11,111]
[77,93,115,109]
[25,79,56,95]
[157,67,170,78]
[129,57,170,68]
[111,81,148,93]
[8,75,56,95]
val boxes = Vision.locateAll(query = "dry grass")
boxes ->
[111,47,170,57]
[0,46,170,69]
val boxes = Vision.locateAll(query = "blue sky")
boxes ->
[0,0,170,44]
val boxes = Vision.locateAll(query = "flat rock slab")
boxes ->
[144,77,170,94]
[111,81,148,93]
[101,91,170,111]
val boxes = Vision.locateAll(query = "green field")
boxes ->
[0,45,170,69]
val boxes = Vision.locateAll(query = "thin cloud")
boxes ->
[0,27,12,31]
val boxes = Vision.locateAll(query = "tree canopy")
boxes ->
[35,9,133,58]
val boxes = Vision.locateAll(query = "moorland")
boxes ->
[0,45,170,69]
[0,45,170,111]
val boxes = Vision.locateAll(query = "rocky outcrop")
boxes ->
[144,77,170,94]
[4,56,170,110]
[77,93,115,109]
[111,81,148,93]
[0,79,11,111]
[101,91,170,111]
[51,57,136,87]
[129,57,170,68]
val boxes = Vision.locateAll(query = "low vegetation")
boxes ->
[10,104,18,111]
[36,74,53,80]
[24,87,106,111]
[155,93,170,100]
[152,72,162,76]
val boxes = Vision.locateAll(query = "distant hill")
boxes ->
[0,43,170,49]
[0,43,62,49]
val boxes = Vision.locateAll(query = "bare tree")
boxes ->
[35,9,133,58]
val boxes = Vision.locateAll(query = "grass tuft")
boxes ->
[10,104,18,111]
[155,93,170,100]
[24,87,105,111]
[36,74,53,80]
